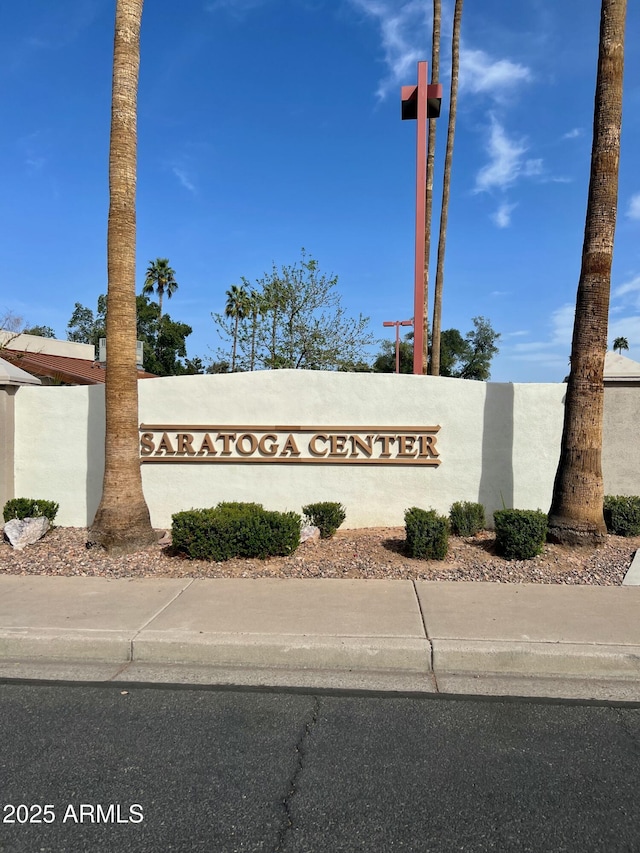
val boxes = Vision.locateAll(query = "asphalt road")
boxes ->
[1,682,639,852]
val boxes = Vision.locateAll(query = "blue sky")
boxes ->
[1,0,639,382]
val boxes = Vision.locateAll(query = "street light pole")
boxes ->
[401,62,442,375]
[383,319,414,374]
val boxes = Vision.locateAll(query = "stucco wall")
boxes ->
[603,385,640,496]
[12,371,571,529]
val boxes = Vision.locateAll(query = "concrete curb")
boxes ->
[133,632,432,674]
[432,639,640,680]
[0,629,132,663]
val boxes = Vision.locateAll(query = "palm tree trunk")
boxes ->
[429,0,463,376]
[548,0,627,546]
[422,0,441,373]
[90,0,155,554]
[250,311,257,371]
[232,314,239,372]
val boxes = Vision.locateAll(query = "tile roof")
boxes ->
[2,350,156,385]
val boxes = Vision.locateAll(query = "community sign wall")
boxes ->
[7,370,573,529]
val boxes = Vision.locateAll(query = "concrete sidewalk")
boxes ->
[1,575,640,701]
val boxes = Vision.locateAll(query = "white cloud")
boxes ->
[348,0,427,100]
[491,201,517,228]
[474,117,542,193]
[613,274,640,308]
[509,283,640,372]
[509,303,575,361]
[172,166,197,194]
[348,3,534,104]
[627,193,640,221]
[562,128,583,140]
[459,45,532,100]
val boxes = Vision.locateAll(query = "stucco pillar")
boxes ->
[0,385,17,514]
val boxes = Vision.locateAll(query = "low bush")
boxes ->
[449,501,485,537]
[171,502,301,561]
[493,509,547,560]
[302,501,346,539]
[3,498,59,524]
[604,495,640,537]
[404,507,449,560]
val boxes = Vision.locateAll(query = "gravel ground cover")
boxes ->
[1,526,638,585]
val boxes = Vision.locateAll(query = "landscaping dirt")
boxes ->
[1,526,638,585]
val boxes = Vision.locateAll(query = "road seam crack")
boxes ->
[273,695,320,853]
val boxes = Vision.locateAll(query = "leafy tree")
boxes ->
[134,294,192,375]
[0,311,25,357]
[613,336,629,354]
[182,356,206,375]
[66,293,193,376]
[143,258,178,319]
[548,0,627,546]
[452,316,501,380]
[206,359,231,374]
[23,325,56,338]
[212,251,374,372]
[67,295,107,348]
[373,317,499,380]
[373,337,414,374]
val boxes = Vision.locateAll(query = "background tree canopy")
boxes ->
[66,293,193,376]
[211,251,375,371]
[373,316,500,380]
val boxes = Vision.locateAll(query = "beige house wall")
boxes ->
[11,371,575,529]
[0,386,17,511]
[603,384,640,496]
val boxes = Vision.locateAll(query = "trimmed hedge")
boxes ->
[493,509,547,560]
[449,501,485,537]
[404,507,449,560]
[604,495,640,537]
[171,502,301,561]
[302,502,346,539]
[3,498,59,524]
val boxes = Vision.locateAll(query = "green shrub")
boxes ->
[302,501,346,539]
[449,501,485,537]
[493,509,547,560]
[171,502,301,561]
[3,498,59,524]
[604,495,640,537]
[404,507,449,560]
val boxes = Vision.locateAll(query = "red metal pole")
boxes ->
[402,65,442,376]
[383,319,413,374]
[413,61,428,376]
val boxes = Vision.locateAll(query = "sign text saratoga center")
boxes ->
[139,424,441,466]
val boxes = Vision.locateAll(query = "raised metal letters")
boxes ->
[139,424,441,466]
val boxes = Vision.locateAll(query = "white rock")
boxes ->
[3,517,50,550]
[300,525,321,544]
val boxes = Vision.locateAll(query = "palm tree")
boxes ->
[247,287,263,371]
[429,0,464,376]
[143,258,178,319]
[613,336,629,354]
[225,284,249,371]
[90,0,155,554]
[548,0,627,546]
[422,0,441,374]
